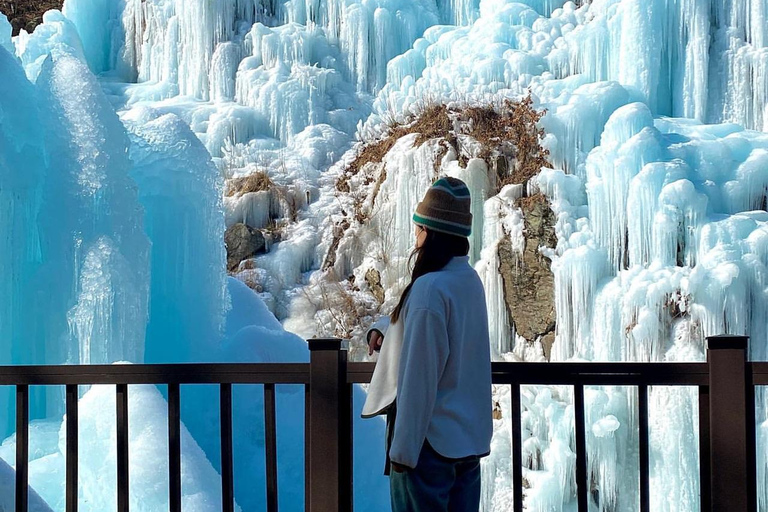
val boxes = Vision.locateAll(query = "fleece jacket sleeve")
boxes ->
[388,307,449,468]
[366,316,391,342]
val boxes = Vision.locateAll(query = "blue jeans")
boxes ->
[390,441,481,512]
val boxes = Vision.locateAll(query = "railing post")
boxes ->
[706,335,750,512]
[308,338,352,512]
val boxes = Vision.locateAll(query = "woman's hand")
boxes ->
[368,330,383,356]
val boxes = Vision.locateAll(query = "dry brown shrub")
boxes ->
[459,95,550,190]
[412,104,453,146]
[501,95,551,188]
[336,93,550,218]
[336,103,453,193]
[308,273,361,339]
[463,105,506,152]
[225,171,272,197]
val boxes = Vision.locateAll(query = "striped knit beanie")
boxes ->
[412,177,472,238]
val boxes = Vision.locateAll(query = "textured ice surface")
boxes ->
[370,0,768,132]
[123,107,227,363]
[34,51,150,368]
[0,43,150,433]
[14,10,86,81]
[0,44,48,433]
[0,14,12,53]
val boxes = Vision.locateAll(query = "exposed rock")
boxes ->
[321,218,350,272]
[498,193,557,358]
[238,258,258,271]
[225,223,265,271]
[0,0,63,36]
[365,268,385,304]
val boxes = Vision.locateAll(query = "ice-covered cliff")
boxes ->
[2,0,768,510]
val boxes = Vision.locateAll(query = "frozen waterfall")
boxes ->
[2,0,768,510]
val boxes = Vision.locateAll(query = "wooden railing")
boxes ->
[351,335,764,512]
[3,335,766,512]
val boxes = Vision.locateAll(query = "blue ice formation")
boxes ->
[124,107,228,364]
[2,0,768,510]
[0,8,388,511]
[0,43,151,431]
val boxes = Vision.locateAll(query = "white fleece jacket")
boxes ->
[361,315,398,418]
[366,256,493,468]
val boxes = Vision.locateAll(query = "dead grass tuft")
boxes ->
[334,93,550,245]
[225,171,272,197]
[501,95,551,188]
[460,95,551,190]
[337,104,453,194]
[412,104,453,146]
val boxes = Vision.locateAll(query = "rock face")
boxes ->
[225,223,265,271]
[365,268,385,305]
[0,1,64,36]
[498,193,557,358]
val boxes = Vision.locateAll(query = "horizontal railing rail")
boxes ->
[349,362,711,512]
[0,362,311,385]
[751,362,768,384]
[349,361,711,385]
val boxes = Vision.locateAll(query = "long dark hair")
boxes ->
[390,228,470,324]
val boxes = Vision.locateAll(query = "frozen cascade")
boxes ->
[33,52,150,371]
[586,102,660,272]
[374,0,768,133]
[3,0,768,510]
[14,10,87,82]
[367,134,441,279]
[0,48,152,433]
[0,45,47,434]
[123,108,228,363]
[0,14,389,512]
[63,0,447,96]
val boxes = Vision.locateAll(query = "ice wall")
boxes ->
[0,43,47,435]
[63,0,443,96]
[373,0,768,134]
[124,108,228,363]
[32,51,150,369]
[0,39,150,432]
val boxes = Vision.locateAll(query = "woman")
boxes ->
[362,177,493,512]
